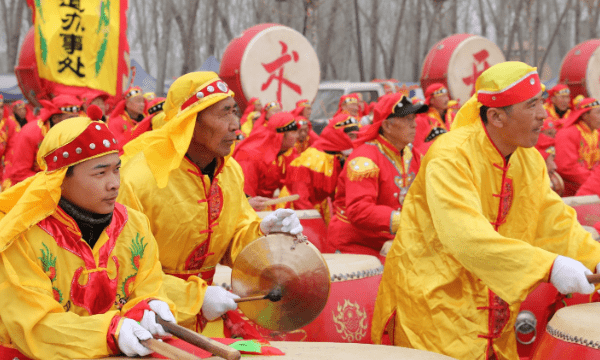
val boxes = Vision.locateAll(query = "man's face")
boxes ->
[552,94,571,112]
[52,112,78,126]
[342,102,359,117]
[302,106,312,119]
[126,95,145,117]
[347,131,358,140]
[15,106,27,118]
[498,91,546,149]
[90,97,107,115]
[582,108,600,131]
[382,114,417,148]
[191,97,239,158]
[280,130,299,153]
[430,93,449,111]
[61,153,121,215]
[298,127,309,141]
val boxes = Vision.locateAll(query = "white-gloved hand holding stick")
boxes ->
[550,255,595,295]
[117,318,153,357]
[202,286,240,321]
[139,300,176,337]
[260,208,303,235]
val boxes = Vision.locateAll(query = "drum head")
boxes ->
[447,35,505,104]
[586,46,600,99]
[546,303,600,349]
[239,25,320,111]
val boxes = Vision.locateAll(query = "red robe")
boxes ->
[576,165,600,197]
[0,115,21,184]
[108,111,142,150]
[413,108,454,154]
[327,135,420,256]
[555,122,600,196]
[544,102,571,130]
[3,120,48,188]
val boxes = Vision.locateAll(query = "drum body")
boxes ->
[219,23,320,112]
[420,34,505,105]
[559,40,600,99]
[562,195,600,227]
[532,303,600,359]
[214,254,383,344]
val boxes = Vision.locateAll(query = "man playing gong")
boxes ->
[372,62,600,360]
[117,71,302,334]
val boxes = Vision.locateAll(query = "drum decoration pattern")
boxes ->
[420,34,505,106]
[215,254,384,344]
[532,303,600,359]
[559,40,600,99]
[220,23,321,112]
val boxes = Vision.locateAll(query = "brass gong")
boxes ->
[231,233,330,331]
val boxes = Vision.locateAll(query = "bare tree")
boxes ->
[0,0,26,73]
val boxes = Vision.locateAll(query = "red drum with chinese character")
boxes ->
[559,40,600,99]
[532,303,600,359]
[219,23,321,112]
[213,254,383,344]
[420,34,505,105]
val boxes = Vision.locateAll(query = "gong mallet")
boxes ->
[155,316,241,360]
[140,338,203,360]
[234,286,284,303]
[587,274,600,283]
[262,194,299,206]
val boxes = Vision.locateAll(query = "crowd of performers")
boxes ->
[1,61,600,360]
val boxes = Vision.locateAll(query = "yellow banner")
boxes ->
[34,0,121,96]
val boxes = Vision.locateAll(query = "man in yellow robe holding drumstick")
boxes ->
[117,71,302,334]
[373,62,600,360]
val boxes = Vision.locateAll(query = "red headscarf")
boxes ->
[233,112,297,164]
[561,97,600,128]
[252,100,282,130]
[424,83,448,105]
[291,99,311,118]
[312,113,357,152]
[38,95,82,123]
[546,84,570,103]
[334,94,360,116]
[109,86,145,118]
[354,93,428,147]
[81,90,110,108]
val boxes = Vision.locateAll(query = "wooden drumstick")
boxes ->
[262,194,300,206]
[234,286,284,303]
[587,274,600,283]
[140,338,202,360]
[155,316,241,360]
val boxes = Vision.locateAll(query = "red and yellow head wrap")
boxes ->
[424,83,448,105]
[121,71,234,188]
[0,113,118,251]
[562,97,600,128]
[452,61,545,130]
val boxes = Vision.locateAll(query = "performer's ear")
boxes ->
[486,107,507,128]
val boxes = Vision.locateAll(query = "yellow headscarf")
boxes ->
[121,71,234,188]
[452,61,545,130]
[0,116,119,251]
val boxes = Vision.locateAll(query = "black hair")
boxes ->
[65,165,75,177]
[480,105,513,124]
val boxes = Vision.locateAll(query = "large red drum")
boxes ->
[420,34,505,105]
[219,23,320,112]
[213,254,383,344]
[559,40,600,99]
[532,303,600,359]
[562,195,600,227]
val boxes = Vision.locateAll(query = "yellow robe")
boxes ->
[372,119,600,360]
[117,153,263,327]
[0,204,203,360]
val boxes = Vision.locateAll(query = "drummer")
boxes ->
[544,84,572,130]
[281,113,359,222]
[335,94,361,118]
[413,83,454,154]
[3,95,81,189]
[233,112,300,199]
[250,100,282,135]
[0,114,207,359]
[117,71,302,333]
[291,99,319,154]
[553,97,600,196]
[372,62,600,360]
[327,93,427,256]
[108,86,147,148]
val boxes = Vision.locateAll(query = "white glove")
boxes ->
[117,318,153,357]
[260,208,303,235]
[550,255,594,295]
[202,286,240,321]
[139,300,175,337]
